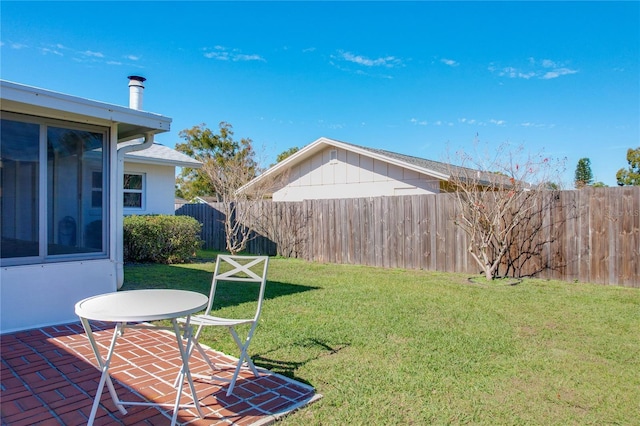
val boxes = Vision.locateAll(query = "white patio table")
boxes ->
[75,289,208,426]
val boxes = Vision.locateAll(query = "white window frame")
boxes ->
[0,112,109,266]
[90,171,103,209]
[123,172,145,211]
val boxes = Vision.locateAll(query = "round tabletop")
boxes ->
[75,289,208,322]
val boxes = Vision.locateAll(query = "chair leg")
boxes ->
[177,324,262,396]
[195,340,219,372]
[229,327,259,376]
[225,326,261,396]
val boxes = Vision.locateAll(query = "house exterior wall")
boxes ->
[1,122,120,333]
[273,146,442,201]
[0,260,117,333]
[123,162,177,216]
[0,81,171,333]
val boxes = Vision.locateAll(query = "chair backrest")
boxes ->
[205,255,269,320]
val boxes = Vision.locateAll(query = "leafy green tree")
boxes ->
[616,147,640,186]
[592,181,608,188]
[276,146,300,163]
[175,122,261,254]
[175,122,256,201]
[541,181,561,190]
[574,158,593,189]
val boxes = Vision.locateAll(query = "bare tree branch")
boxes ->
[446,142,565,280]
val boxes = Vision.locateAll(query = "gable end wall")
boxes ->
[273,146,441,201]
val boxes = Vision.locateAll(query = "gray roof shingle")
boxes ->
[124,143,202,168]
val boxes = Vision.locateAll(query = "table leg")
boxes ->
[79,318,127,425]
[171,317,204,424]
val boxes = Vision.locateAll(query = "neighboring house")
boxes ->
[123,143,201,215]
[194,196,219,204]
[175,197,189,209]
[0,78,171,333]
[241,137,477,201]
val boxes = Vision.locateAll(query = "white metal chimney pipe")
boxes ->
[128,75,146,110]
[117,76,153,289]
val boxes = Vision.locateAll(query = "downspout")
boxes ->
[115,133,154,289]
[115,76,151,289]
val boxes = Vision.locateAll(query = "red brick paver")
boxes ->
[1,323,320,425]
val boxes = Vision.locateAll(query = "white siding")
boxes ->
[124,162,177,215]
[0,260,117,333]
[272,146,442,201]
[346,151,360,183]
[359,156,374,182]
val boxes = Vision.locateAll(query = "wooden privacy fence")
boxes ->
[176,187,640,288]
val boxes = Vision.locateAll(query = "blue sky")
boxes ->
[2,1,638,187]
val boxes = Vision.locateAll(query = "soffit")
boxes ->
[1,80,171,141]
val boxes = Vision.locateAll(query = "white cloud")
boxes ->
[489,58,578,80]
[339,51,402,68]
[38,43,69,56]
[520,122,555,129]
[541,59,557,68]
[204,51,229,60]
[41,47,63,56]
[126,55,140,61]
[316,120,345,129]
[83,50,104,58]
[234,53,265,62]
[203,46,264,62]
[490,119,506,126]
[542,67,579,80]
[410,118,428,126]
[441,58,459,67]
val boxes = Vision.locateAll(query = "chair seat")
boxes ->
[190,314,254,327]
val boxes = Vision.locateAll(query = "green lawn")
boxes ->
[123,252,640,425]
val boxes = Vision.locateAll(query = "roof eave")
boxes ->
[123,155,203,168]
[0,80,172,140]
[326,139,451,181]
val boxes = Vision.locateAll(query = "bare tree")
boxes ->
[249,201,311,258]
[200,156,253,254]
[446,143,564,280]
[178,122,276,254]
[201,155,291,255]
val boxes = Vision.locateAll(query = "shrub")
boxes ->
[123,215,202,264]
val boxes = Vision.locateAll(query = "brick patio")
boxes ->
[1,322,320,425]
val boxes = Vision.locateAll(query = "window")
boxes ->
[1,114,109,264]
[0,120,40,259]
[123,173,144,209]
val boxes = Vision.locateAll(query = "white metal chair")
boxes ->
[179,254,269,396]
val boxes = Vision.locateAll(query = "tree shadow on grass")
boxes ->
[123,264,319,310]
